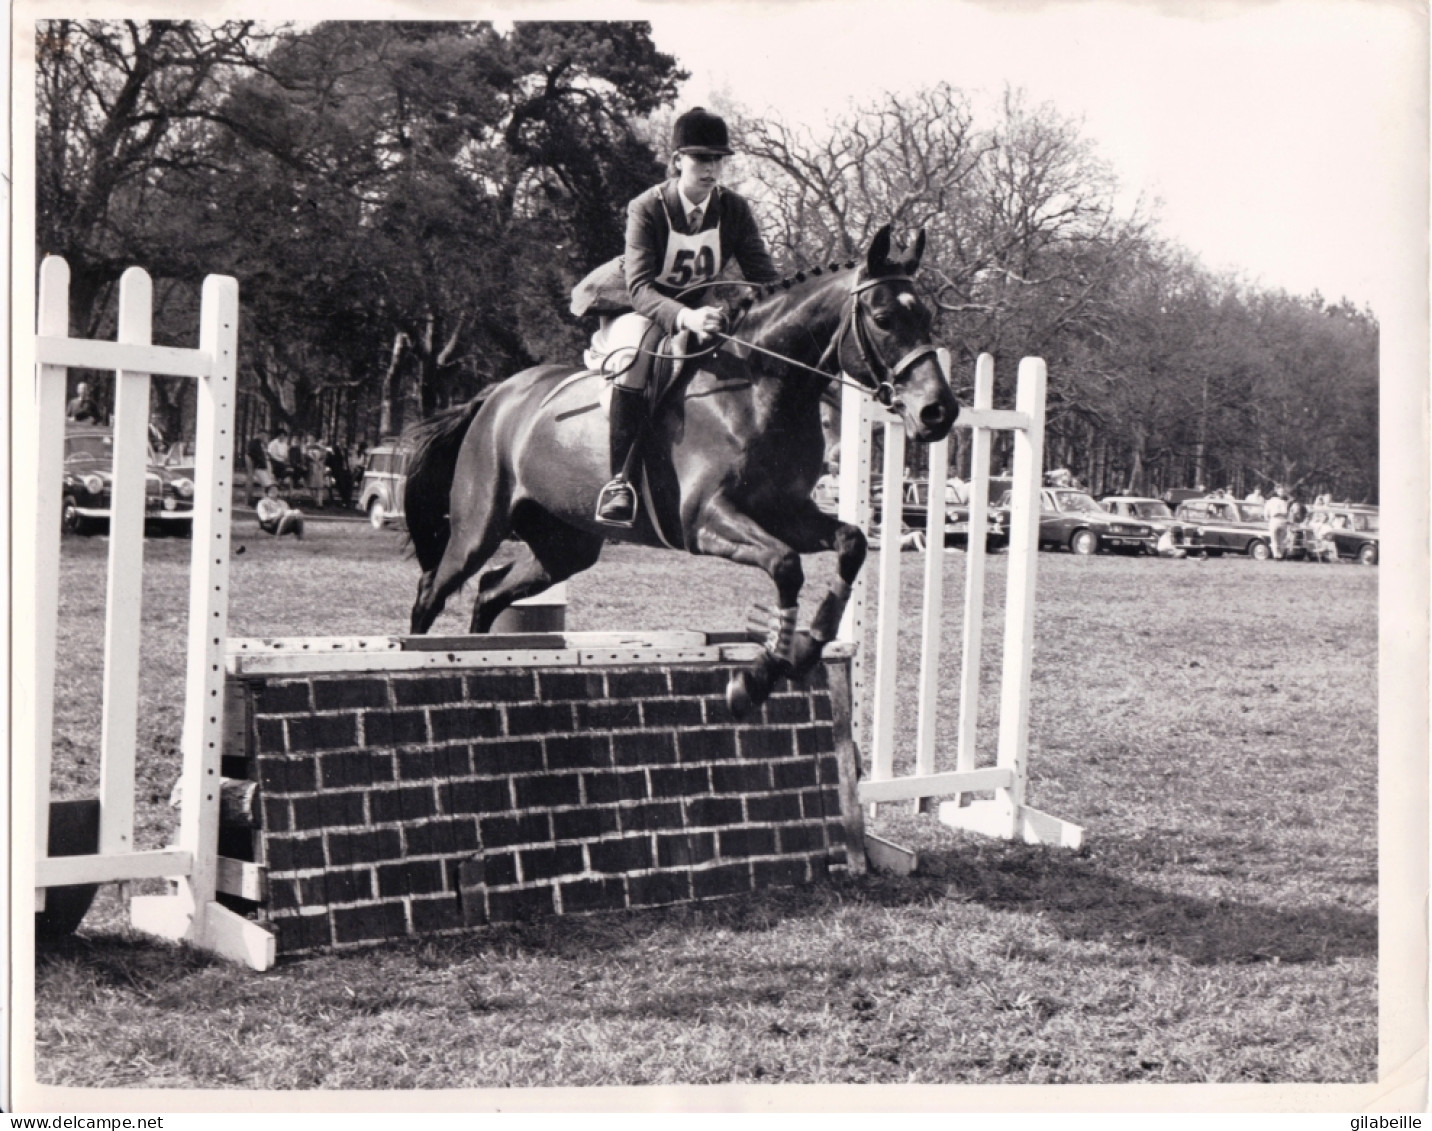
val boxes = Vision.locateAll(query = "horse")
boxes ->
[404,224,960,715]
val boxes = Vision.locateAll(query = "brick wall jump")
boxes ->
[223,651,856,957]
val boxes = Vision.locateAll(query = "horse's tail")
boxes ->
[404,396,486,574]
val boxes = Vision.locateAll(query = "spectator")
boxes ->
[354,441,370,479]
[1156,528,1187,559]
[1308,509,1337,562]
[1245,486,1265,503]
[66,381,101,423]
[256,483,305,539]
[946,475,969,506]
[245,431,273,504]
[267,430,290,488]
[328,443,354,509]
[288,435,308,498]
[811,460,840,515]
[305,436,328,507]
[1266,484,1290,559]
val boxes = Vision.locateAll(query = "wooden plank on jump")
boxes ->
[37,848,193,888]
[32,258,70,900]
[230,648,585,675]
[914,432,950,783]
[869,416,907,789]
[956,353,997,775]
[34,335,214,379]
[995,358,1048,813]
[215,856,265,902]
[856,766,1014,805]
[97,268,154,859]
[956,407,1029,432]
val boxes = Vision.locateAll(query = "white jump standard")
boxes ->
[837,352,1083,849]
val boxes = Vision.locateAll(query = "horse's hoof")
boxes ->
[726,672,755,719]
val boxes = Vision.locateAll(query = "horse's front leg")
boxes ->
[693,494,807,717]
[776,504,868,680]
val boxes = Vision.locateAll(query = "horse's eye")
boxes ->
[872,314,893,330]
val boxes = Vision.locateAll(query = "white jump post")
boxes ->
[838,352,1082,850]
[30,256,275,969]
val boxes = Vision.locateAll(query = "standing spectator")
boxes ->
[1266,484,1290,559]
[354,441,369,479]
[256,483,305,538]
[288,434,308,500]
[306,436,329,508]
[267,430,290,489]
[327,443,354,509]
[67,381,102,422]
[1245,486,1265,503]
[246,431,273,504]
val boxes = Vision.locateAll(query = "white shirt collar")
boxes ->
[678,185,713,217]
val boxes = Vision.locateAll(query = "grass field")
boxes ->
[33,516,1378,1088]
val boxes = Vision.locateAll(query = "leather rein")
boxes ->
[673,273,943,406]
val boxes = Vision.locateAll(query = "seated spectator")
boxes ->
[256,484,305,539]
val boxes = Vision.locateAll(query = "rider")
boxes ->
[591,106,780,527]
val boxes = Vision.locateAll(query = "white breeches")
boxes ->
[584,312,654,389]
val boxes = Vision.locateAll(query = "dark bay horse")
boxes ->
[404,224,960,714]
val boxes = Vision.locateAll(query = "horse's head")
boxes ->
[840,224,959,443]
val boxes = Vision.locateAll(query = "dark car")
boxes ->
[1304,504,1379,564]
[1100,496,1186,553]
[892,478,1009,551]
[1173,496,1303,560]
[62,425,195,535]
[993,486,1155,555]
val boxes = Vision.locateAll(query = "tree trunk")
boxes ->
[379,331,408,438]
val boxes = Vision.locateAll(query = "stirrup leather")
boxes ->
[595,476,638,527]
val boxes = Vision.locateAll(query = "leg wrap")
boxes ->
[806,579,853,645]
[766,606,799,666]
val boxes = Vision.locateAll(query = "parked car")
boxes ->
[1100,496,1187,552]
[62,424,195,535]
[357,438,412,528]
[992,486,1156,554]
[1303,504,1379,564]
[888,478,1009,551]
[1172,496,1304,560]
[157,439,196,481]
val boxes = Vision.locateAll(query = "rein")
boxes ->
[662,273,941,407]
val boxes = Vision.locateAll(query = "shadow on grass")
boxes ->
[907,835,1376,966]
[34,829,1374,995]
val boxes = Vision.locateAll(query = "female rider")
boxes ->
[591,107,780,526]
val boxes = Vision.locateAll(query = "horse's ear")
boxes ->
[866,224,893,274]
[903,229,927,274]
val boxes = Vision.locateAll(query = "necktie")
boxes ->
[688,207,703,232]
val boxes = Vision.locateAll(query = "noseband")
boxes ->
[817,274,941,406]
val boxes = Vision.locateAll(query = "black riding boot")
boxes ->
[595,385,646,526]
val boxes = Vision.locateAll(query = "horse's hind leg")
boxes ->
[410,500,513,635]
[470,505,604,633]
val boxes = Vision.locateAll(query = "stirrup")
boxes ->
[595,477,638,527]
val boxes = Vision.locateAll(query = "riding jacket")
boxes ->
[624,180,779,334]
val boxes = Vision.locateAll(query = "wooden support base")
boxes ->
[939,798,1083,849]
[131,895,276,970]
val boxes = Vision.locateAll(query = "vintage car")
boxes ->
[1304,504,1379,565]
[895,478,1009,552]
[993,486,1156,554]
[62,425,195,535]
[1172,496,1304,560]
[357,438,412,528]
[1100,496,1187,551]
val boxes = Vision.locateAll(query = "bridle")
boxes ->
[663,272,944,407]
[814,273,941,406]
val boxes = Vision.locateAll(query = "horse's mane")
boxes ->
[736,260,857,313]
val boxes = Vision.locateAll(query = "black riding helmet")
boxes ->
[672,107,733,156]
